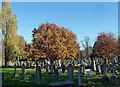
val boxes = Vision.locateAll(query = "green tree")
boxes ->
[18,36,26,60]
[0,0,19,66]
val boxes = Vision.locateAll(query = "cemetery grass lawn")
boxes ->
[2,68,120,87]
[0,63,2,66]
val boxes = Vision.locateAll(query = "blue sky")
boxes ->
[0,2,118,49]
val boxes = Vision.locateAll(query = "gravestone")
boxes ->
[102,62,109,83]
[61,63,65,73]
[45,64,49,73]
[26,61,29,68]
[67,64,74,81]
[101,65,103,75]
[93,60,96,71]
[78,67,82,86]
[96,63,101,75]
[0,73,3,87]
[50,61,54,73]
[103,63,107,76]
[36,66,41,85]
[80,64,84,77]
[72,60,75,66]
[14,63,17,77]
[109,62,118,84]
[59,68,62,73]
[89,69,92,76]
[54,68,59,79]
[22,63,25,79]
[30,74,35,83]
[111,62,115,76]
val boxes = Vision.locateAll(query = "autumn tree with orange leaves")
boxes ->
[25,23,80,72]
[94,32,118,59]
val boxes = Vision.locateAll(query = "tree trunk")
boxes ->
[5,21,8,67]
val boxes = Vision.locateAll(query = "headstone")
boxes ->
[30,74,35,83]
[111,62,115,76]
[61,64,65,73]
[0,73,3,87]
[103,63,107,76]
[45,64,49,73]
[14,63,17,77]
[80,64,84,77]
[93,60,96,71]
[59,68,62,73]
[78,67,82,86]
[26,61,29,68]
[36,66,41,85]
[50,60,54,73]
[101,64,103,74]
[89,69,92,76]
[22,63,25,79]
[54,68,59,79]
[67,64,74,81]
[96,63,101,75]
[72,60,75,66]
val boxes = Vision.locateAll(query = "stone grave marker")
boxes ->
[0,73,4,87]
[61,63,65,73]
[54,68,59,79]
[59,68,62,73]
[103,63,107,76]
[36,66,41,85]
[109,62,118,84]
[14,63,17,77]
[89,69,92,76]
[22,63,25,79]
[78,67,82,86]
[67,64,74,81]
[45,64,49,73]
[30,74,35,83]
[80,64,84,77]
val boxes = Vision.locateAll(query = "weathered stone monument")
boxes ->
[61,63,65,73]
[54,68,59,79]
[78,67,82,86]
[50,60,54,73]
[109,62,118,84]
[80,64,84,77]
[30,74,35,83]
[89,69,92,76]
[36,66,41,85]
[0,73,3,87]
[102,61,109,83]
[67,64,74,81]
[96,63,101,75]
[14,63,17,77]
[22,63,25,79]
[45,64,49,73]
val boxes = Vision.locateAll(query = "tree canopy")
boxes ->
[94,32,118,58]
[0,1,19,65]
[26,23,80,61]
